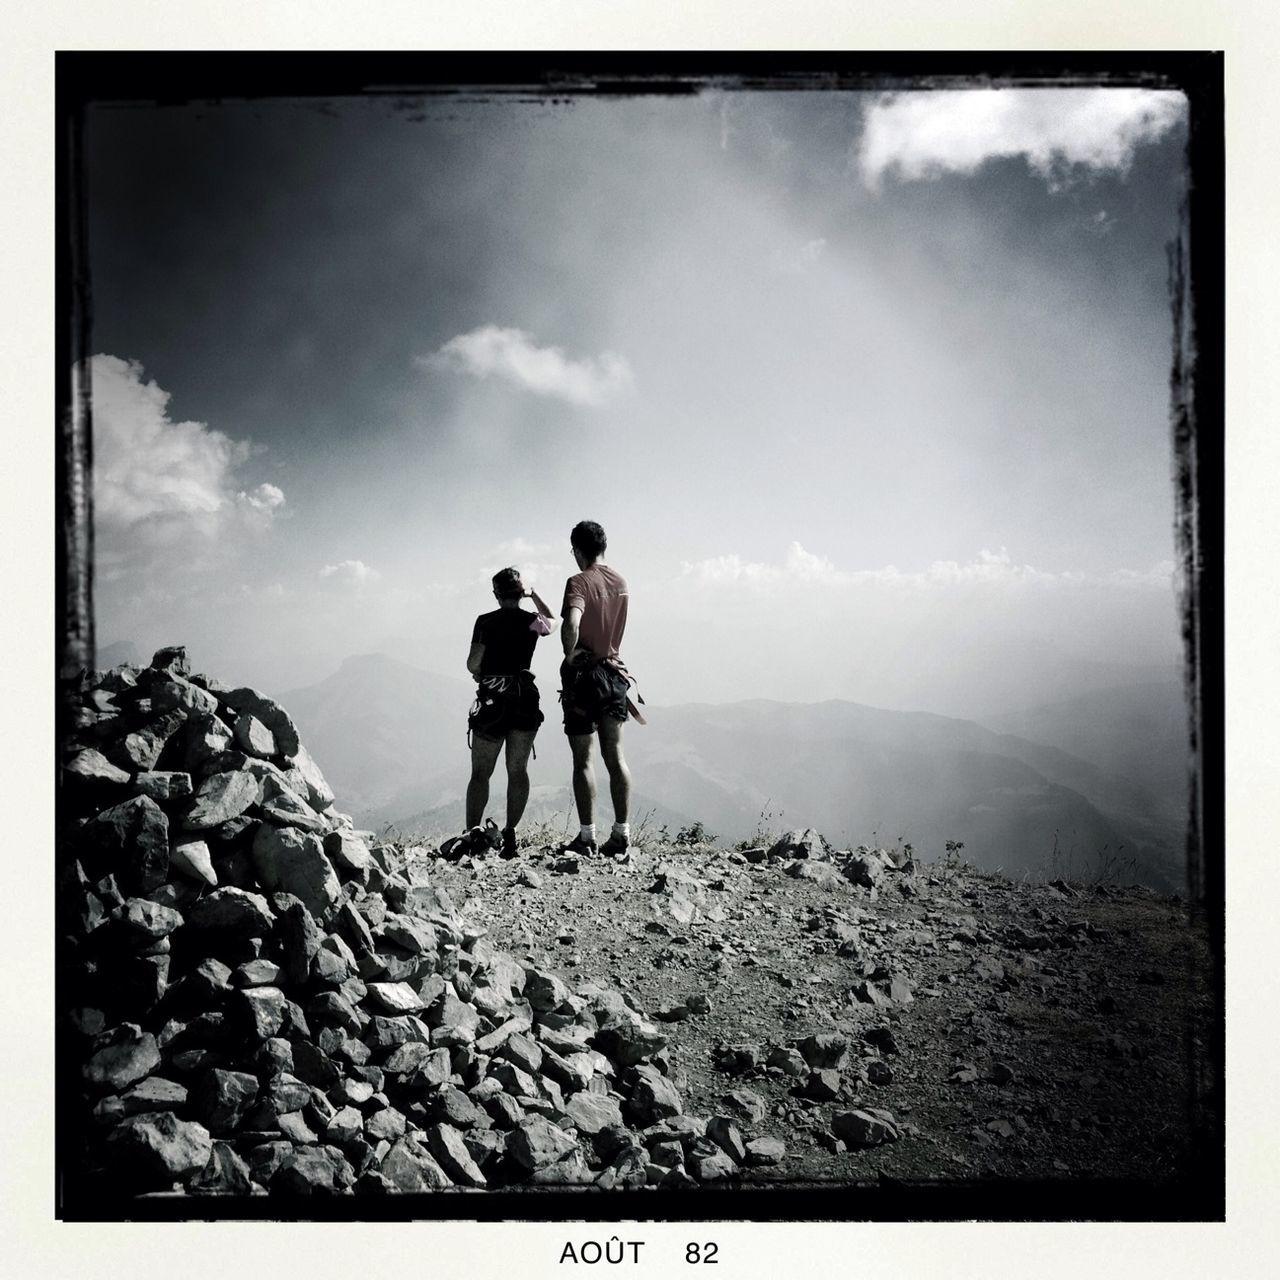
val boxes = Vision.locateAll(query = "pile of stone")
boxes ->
[711,1030,902,1153]
[744,829,915,899]
[59,647,783,1197]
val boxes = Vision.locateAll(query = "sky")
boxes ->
[82,84,1190,715]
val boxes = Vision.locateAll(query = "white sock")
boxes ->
[580,823,596,842]
[612,822,630,838]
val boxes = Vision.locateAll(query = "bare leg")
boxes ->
[597,716,631,824]
[465,735,502,829]
[503,729,537,829]
[568,732,596,826]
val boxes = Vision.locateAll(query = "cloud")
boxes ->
[90,354,284,533]
[238,483,286,513]
[681,543,1176,592]
[319,559,381,585]
[857,88,1186,190]
[420,326,634,407]
[493,536,550,559]
[770,237,827,275]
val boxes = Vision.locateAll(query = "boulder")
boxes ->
[239,987,288,1040]
[170,839,217,887]
[121,898,184,940]
[259,777,327,833]
[184,771,262,830]
[193,1069,260,1132]
[108,1112,213,1184]
[272,893,323,985]
[252,826,340,921]
[768,828,825,860]
[564,1093,623,1135]
[188,887,275,935]
[426,1123,487,1187]
[64,748,130,788]
[627,1064,682,1124]
[191,1141,254,1195]
[151,678,219,718]
[234,714,278,759]
[84,1024,160,1093]
[273,1146,351,1194]
[366,982,425,1015]
[507,1117,578,1171]
[797,1032,849,1070]
[219,687,301,759]
[87,795,170,892]
[325,829,374,876]
[745,1135,786,1166]
[289,745,335,810]
[706,1115,747,1163]
[593,1019,666,1067]
[832,1108,900,1147]
[380,1136,453,1191]
[149,645,191,677]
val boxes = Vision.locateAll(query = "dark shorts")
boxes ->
[468,673,543,744]
[559,660,629,736]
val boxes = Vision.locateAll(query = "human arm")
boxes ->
[525,586,555,620]
[466,643,485,679]
[561,605,582,661]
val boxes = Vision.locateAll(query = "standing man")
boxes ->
[559,520,639,858]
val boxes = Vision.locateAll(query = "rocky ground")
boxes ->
[426,825,1218,1193]
[56,646,1219,1218]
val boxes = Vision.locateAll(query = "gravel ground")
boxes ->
[423,831,1218,1196]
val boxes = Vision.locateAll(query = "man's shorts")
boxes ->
[559,660,630,736]
[468,673,544,744]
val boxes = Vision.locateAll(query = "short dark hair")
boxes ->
[491,566,523,600]
[570,520,607,560]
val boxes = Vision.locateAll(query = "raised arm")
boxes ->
[526,587,556,620]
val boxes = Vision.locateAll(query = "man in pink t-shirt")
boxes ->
[559,520,635,859]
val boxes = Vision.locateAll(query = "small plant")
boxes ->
[943,839,965,872]
[674,820,716,847]
[631,807,658,846]
[735,800,781,851]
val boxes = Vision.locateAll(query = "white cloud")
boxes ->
[238,483,286,514]
[857,89,1186,190]
[90,354,284,532]
[420,326,634,407]
[319,559,381,585]
[770,237,827,275]
[493,536,550,559]
[681,543,1176,592]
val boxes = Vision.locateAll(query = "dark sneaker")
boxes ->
[600,832,630,858]
[561,833,599,857]
[500,827,518,860]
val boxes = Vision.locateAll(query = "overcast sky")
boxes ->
[83,85,1189,714]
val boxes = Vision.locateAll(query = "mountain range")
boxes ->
[272,652,1189,891]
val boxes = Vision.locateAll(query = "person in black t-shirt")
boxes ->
[441,567,555,861]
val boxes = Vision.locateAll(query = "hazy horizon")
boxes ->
[84,84,1190,720]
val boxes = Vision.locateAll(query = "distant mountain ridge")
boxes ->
[277,652,1188,891]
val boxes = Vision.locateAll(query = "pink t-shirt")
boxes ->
[563,564,629,659]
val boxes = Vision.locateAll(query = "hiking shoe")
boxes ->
[561,833,599,857]
[500,827,519,860]
[600,832,630,858]
[478,818,503,853]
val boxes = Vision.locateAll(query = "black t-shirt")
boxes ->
[471,608,541,676]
